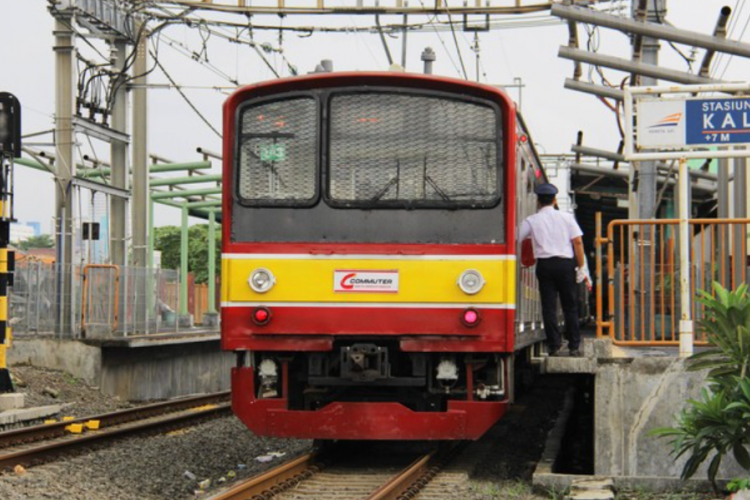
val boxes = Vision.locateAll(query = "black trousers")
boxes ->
[535,257,580,351]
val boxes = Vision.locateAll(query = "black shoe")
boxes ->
[569,349,582,357]
[548,347,561,357]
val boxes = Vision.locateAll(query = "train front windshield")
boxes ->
[236,91,502,209]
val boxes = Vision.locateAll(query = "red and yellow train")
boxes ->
[221,71,547,440]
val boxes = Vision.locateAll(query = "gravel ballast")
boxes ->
[0,416,311,500]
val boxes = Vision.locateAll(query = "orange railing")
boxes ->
[596,218,750,346]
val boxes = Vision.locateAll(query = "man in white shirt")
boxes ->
[519,183,586,357]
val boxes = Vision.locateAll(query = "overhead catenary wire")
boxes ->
[152,54,222,138]
[145,8,561,34]
[443,3,469,80]
[416,0,463,78]
[161,32,239,84]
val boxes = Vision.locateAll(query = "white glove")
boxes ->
[576,267,586,284]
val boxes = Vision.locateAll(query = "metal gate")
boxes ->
[596,218,750,346]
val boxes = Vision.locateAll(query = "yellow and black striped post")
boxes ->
[0,92,21,393]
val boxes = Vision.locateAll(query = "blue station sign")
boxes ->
[685,98,750,145]
[636,96,750,149]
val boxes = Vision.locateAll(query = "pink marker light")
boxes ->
[462,309,480,327]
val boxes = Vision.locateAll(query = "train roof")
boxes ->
[224,71,516,113]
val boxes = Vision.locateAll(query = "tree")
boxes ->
[153,224,220,284]
[17,234,54,251]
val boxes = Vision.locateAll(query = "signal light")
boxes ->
[461,308,481,327]
[252,307,272,326]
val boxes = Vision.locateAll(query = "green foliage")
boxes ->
[17,234,54,251]
[727,476,750,493]
[651,283,750,491]
[690,283,750,386]
[153,224,220,284]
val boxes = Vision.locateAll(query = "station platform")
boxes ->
[8,331,233,401]
[538,336,746,482]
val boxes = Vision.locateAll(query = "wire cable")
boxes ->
[443,4,469,80]
[152,55,222,138]
[416,1,463,78]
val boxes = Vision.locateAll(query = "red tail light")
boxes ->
[461,308,480,327]
[252,307,272,326]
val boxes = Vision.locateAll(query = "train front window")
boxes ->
[328,92,501,208]
[237,97,317,205]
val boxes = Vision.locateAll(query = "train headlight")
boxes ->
[457,270,485,295]
[248,268,276,293]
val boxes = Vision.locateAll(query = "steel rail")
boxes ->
[206,452,319,500]
[207,445,456,500]
[365,451,437,500]
[0,391,230,449]
[0,402,230,470]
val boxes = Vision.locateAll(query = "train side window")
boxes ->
[236,96,318,206]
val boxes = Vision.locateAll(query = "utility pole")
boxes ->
[635,0,666,221]
[633,0,665,338]
[132,25,149,270]
[204,209,219,327]
[52,6,76,338]
[110,39,129,269]
[132,23,150,331]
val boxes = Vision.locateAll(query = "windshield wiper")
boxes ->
[370,160,401,202]
[425,174,452,202]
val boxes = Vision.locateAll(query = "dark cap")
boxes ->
[534,183,558,196]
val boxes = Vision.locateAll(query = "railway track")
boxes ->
[207,443,462,500]
[0,391,231,470]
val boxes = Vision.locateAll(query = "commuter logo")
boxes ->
[334,270,399,293]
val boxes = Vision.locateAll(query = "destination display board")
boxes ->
[636,97,750,149]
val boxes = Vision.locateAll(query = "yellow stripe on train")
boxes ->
[222,256,516,304]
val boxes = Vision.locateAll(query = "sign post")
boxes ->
[677,157,693,357]
[624,83,750,357]
[0,92,20,392]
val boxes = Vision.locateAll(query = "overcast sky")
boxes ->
[1,0,746,231]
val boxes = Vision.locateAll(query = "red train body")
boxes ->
[221,72,547,440]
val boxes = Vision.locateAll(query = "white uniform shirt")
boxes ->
[519,206,583,259]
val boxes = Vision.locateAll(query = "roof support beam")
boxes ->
[150,174,222,187]
[151,187,223,200]
[558,46,722,85]
[564,78,624,101]
[552,3,750,59]
[79,160,212,178]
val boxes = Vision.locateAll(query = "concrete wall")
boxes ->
[595,357,747,479]
[9,337,234,401]
[99,341,234,401]
[9,339,102,384]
